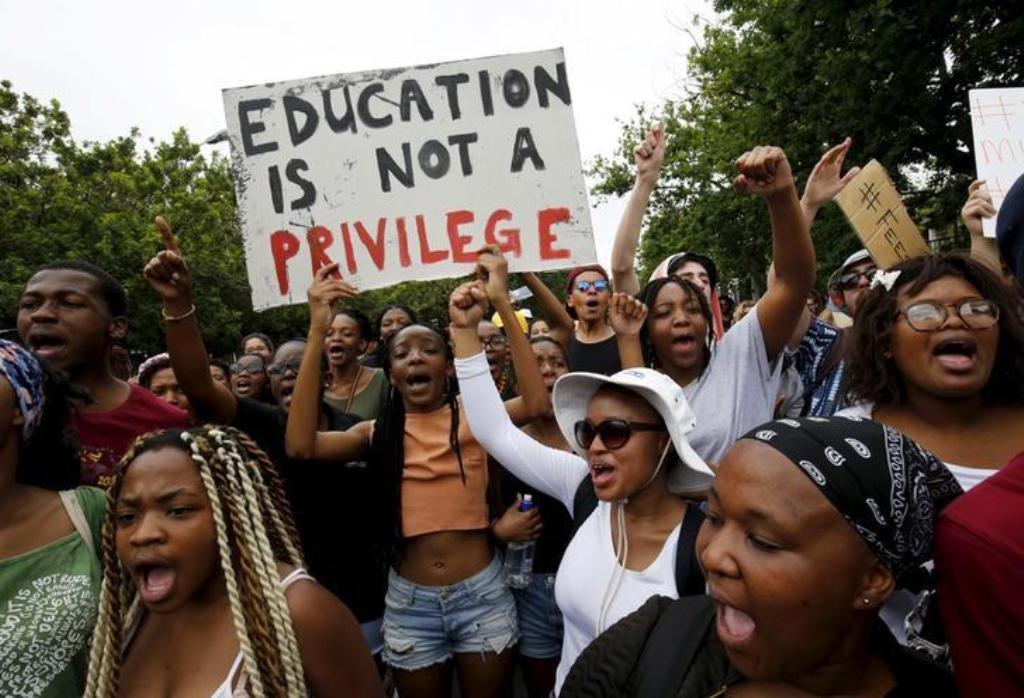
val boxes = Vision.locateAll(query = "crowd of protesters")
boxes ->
[2,127,1024,698]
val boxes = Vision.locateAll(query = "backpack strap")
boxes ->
[675,503,706,597]
[571,476,599,532]
[59,489,95,554]
[633,595,716,698]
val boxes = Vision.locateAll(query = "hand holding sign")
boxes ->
[143,216,193,309]
[734,146,795,199]
[962,180,997,238]
[802,137,861,209]
[306,263,359,335]
[635,121,665,188]
[448,281,488,330]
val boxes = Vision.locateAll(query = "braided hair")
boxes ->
[370,323,464,565]
[84,426,307,698]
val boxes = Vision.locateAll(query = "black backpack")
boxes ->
[571,478,706,597]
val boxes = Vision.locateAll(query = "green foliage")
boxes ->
[591,2,1021,298]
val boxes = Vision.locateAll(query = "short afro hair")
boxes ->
[36,260,127,317]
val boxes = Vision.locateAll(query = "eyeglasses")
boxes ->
[480,335,507,349]
[897,298,1000,332]
[837,267,878,290]
[266,358,302,376]
[574,418,665,450]
[575,279,609,293]
[229,360,265,375]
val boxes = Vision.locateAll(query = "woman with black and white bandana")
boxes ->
[561,417,960,698]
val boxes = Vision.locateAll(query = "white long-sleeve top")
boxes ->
[455,352,681,694]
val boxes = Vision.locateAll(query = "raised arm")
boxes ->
[450,283,588,511]
[143,217,237,423]
[284,264,371,462]
[610,122,665,297]
[520,272,574,350]
[477,248,550,424]
[734,146,815,361]
[608,292,647,369]
[962,179,1002,274]
[799,137,860,231]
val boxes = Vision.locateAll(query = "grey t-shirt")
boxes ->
[682,306,783,464]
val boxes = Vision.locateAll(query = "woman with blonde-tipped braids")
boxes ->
[84,426,384,698]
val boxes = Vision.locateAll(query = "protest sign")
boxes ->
[969,87,1024,237]
[222,48,596,310]
[835,159,930,269]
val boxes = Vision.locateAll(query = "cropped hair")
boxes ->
[846,252,1024,407]
[333,308,374,342]
[37,260,127,317]
[240,332,275,356]
[375,304,417,337]
[370,324,462,564]
[84,426,307,698]
[18,361,85,490]
[639,275,715,374]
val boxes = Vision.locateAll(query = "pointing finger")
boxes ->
[155,216,180,255]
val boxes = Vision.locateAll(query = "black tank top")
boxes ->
[567,333,621,376]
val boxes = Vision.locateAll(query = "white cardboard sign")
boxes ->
[969,87,1024,237]
[223,48,596,310]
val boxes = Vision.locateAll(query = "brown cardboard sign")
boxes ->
[834,159,930,269]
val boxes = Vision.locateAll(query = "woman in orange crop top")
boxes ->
[285,257,550,698]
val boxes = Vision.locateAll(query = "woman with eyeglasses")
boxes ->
[228,353,273,403]
[840,252,1024,488]
[838,252,1024,645]
[450,278,714,695]
[143,232,391,667]
[477,319,513,396]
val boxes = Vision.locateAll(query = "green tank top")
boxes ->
[0,487,105,697]
[323,367,388,420]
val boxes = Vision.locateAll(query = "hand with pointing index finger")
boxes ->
[307,263,359,335]
[475,245,509,305]
[143,216,193,309]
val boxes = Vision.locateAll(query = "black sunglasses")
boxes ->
[229,360,265,375]
[574,418,665,450]
[266,358,302,376]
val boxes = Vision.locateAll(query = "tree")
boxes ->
[591,2,1022,297]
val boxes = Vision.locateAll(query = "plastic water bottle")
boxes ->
[504,494,536,589]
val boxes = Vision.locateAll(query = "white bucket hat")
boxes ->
[552,368,714,495]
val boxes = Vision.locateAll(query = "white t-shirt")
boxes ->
[454,352,686,694]
[683,306,784,464]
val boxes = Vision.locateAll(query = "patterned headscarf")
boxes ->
[0,339,45,440]
[743,416,962,580]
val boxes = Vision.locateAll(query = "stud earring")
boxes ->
[862,598,871,605]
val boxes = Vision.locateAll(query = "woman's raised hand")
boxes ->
[475,245,510,305]
[143,216,193,307]
[734,146,795,199]
[801,137,860,209]
[448,280,488,330]
[608,292,648,337]
[306,263,358,334]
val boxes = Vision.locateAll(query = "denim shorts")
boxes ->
[512,573,564,659]
[382,553,520,671]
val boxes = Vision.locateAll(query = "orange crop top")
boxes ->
[400,400,489,538]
